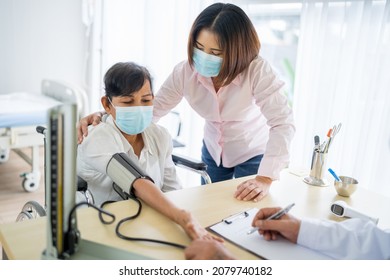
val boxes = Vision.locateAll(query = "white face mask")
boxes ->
[193,48,223,77]
[109,99,153,135]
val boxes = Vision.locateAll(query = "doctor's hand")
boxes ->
[252,207,301,243]
[234,176,271,202]
[77,111,105,144]
[185,239,236,260]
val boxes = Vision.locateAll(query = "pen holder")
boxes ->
[303,151,329,187]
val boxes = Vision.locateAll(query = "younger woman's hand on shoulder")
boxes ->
[77,111,105,144]
[234,176,272,202]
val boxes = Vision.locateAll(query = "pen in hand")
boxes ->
[247,203,295,235]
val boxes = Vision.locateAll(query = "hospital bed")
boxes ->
[0,79,88,192]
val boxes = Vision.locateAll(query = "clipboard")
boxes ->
[207,208,332,260]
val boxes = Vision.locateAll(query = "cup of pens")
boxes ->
[304,151,328,186]
[303,123,342,187]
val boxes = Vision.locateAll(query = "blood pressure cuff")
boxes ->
[106,153,154,198]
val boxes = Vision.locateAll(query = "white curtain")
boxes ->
[82,0,104,114]
[290,0,390,197]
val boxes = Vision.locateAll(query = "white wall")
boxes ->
[0,0,85,95]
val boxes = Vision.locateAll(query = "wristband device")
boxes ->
[330,200,379,224]
[106,153,154,197]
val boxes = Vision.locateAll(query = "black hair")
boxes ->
[104,62,153,99]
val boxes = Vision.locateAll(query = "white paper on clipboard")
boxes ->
[207,208,332,260]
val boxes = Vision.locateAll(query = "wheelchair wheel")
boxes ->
[76,190,95,206]
[16,201,46,222]
[84,189,95,205]
[16,210,34,222]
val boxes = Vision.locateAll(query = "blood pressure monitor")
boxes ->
[41,103,148,260]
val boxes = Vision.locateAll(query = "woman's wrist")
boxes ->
[174,209,192,227]
[255,175,273,185]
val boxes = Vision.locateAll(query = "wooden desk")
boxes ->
[1,169,390,260]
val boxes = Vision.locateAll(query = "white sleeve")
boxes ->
[252,58,295,180]
[159,127,182,192]
[153,61,186,123]
[297,218,390,259]
[77,123,127,174]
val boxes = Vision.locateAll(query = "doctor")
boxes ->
[185,207,390,260]
[78,3,295,202]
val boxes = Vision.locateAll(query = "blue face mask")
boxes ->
[192,48,222,77]
[109,99,153,135]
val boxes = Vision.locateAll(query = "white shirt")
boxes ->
[153,57,295,180]
[298,218,390,259]
[77,115,181,206]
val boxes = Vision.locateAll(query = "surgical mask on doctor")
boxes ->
[109,98,153,135]
[192,48,223,77]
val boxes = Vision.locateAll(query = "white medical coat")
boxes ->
[298,218,390,259]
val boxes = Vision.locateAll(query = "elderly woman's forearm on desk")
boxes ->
[132,178,223,242]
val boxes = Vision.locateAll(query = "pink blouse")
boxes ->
[153,57,295,180]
